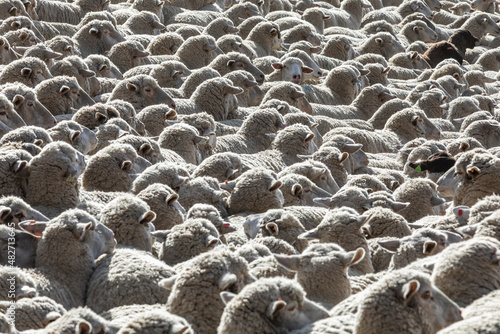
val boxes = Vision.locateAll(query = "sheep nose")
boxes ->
[293,74,301,79]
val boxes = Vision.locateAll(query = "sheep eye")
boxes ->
[14,213,24,219]
[145,88,152,93]
[421,291,431,300]
[287,306,296,311]
[27,101,33,107]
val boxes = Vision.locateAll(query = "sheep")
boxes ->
[4,27,40,48]
[100,194,155,252]
[329,108,441,153]
[265,57,314,85]
[311,83,396,120]
[47,120,97,155]
[0,225,38,269]
[150,35,218,69]
[393,178,446,222]
[0,57,51,88]
[22,44,62,70]
[299,207,373,275]
[108,74,176,111]
[244,21,282,58]
[85,247,175,314]
[84,54,122,79]
[131,162,190,194]
[209,52,264,83]
[147,32,184,55]
[158,123,208,164]
[302,65,361,106]
[107,41,150,74]
[34,75,94,117]
[115,311,193,334]
[17,209,115,310]
[218,277,329,334]
[82,143,151,193]
[254,209,308,252]
[279,160,339,195]
[0,15,43,40]
[422,30,478,67]
[215,108,285,154]
[35,0,109,25]
[274,243,365,308]
[1,296,66,331]
[45,35,82,59]
[174,78,243,122]
[135,105,175,136]
[224,168,284,215]
[159,248,254,334]
[73,20,126,58]
[0,37,19,66]
[202,17,238,40]
[186,204,236,237]
[0,124,51,147]
[0,94,24,131]
[216,34,257,59]
[357,32,406,60]
[124,61,191,89]
[152,218,220,266]
[107,99,145,134]
[238,124,317,173]
[177,176,229,217]
[120,11,165,36]
[192,152,242,182]
[261,82,313,114]
[361,0,433,25]
[136,184,185,230]
[432,237,500,307]
[324,0,372,30]
[224,71,263,107]
[462,120,500,149]
[71,103,120,131]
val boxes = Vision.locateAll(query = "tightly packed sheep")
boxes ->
[2,0,500,331]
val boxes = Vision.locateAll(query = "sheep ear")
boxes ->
[269,181,282,192]
[172,325,189,334]
[10,20,21,29]
[8,7,17,14]
[139,143,152,155]
[455,224,477,237]
[265,222,279,236]
[220,180,236,192]
[97,64,107,72]
[269,28,278,35]
[171,176,188,190]
[69,130,81,143]
[267,300,286,319]
[20,67,32,77]
[205,235,219,247]
[19,31,30,41]
[272,63,283,70]
[0,207,11,221]
[165,193,179,205]
[76,321,92,334]
[341,248,366,267]
[302,66,314,74]
[375,38,383,44]
[139,211,156,225]
[89,27,99,35]
[59,85,70,95]
[298,227,319,240]
[273,254,301,271]
[292,184,303,197]
[412,26,419,33]
[305,133,314,142]
[219,272,238,291]
[411,51,418,59]
[377,239,400,252]
[430,195,446,206]
[12,94,24,106]
[343,143,362,153]
[411,115,419,126]
[18,221,48,237]
[382,66,390,74]
[121,160,132,171]
[126,83,139,91]
[423,240,437,255]
[151,230,170,241]
[12,160,28,176]
[43,311,62,325]
[339,152,349,163]
[76,222,93,241]
[227,60,235,67]
[391,201,409,212]
[222,85,244,95]
[225,168,239,180]
[220,291,237,305]
[402,279,420,304]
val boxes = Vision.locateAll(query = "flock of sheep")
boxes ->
[2,0,500,331]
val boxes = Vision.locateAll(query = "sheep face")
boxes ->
[225,53,264,84]
[272,58,311,85]
[410,21,438,43]
[8,90,56,129]
[314,187,371,213]
[217,35,256,60]
[0,197,48,229]
[116,75,175,110]
[61,79,95,110]
[0,37,18,65]
[0,96,24,129]
[472,13,500,36]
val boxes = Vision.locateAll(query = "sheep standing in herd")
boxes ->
[3,0,500,332]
